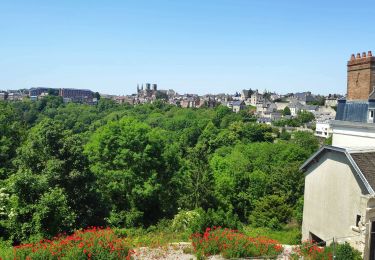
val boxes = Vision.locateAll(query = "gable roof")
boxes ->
[369,88,375,100]
[351,152,375,192]
[232,100,244,106]
[303,105,319,111]
[300,146,375,195]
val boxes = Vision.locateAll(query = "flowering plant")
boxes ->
[191,227,283,259]
[6,227,133,260]
[291,240,332,260]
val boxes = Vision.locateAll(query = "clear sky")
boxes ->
[1,0,374,95]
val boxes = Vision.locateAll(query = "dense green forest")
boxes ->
[0,96,319,244]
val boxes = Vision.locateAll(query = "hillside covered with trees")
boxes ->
[0,97,319,245]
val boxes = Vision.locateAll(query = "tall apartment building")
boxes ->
[59,88,93,100]
[29,87,54,97]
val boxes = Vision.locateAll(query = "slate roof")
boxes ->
[335,100,369,122]
[232,101,244,106]
[351,152,375,192]
[303,105,319,111]
[300,146,375,194]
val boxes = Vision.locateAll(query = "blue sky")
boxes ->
[1,0,374,95]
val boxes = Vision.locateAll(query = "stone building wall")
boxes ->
[347,52,375,100]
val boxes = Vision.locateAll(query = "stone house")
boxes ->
[301,51,375,259]
[301,145,375,258]
[226,100,245,113]
[250,90,264,106]
[289,101,304,116]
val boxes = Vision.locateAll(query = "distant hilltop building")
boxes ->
[29,87,94,103]
[29,87,53,97]
[137,83,158,98]
[59,88,93,101]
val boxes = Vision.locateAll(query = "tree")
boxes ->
[155,91,168,100]
[292,131,319,154]
[280,128,291,140]
[85,117,181,226]
[0,103,23,179]
[249,195,292,230]
[94,92,101,100]
[282,106,291,116]
[47,88,59,96]
[8,119,105,241]
[297,111,315,123]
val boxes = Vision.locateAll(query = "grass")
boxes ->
[243,225,301,245]
[0,240,13,260]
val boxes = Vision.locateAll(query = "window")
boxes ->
[356,215,361,227]
[368,110,374,123]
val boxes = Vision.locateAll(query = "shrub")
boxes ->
[189,208,242,234]
[292,241,362,260]
[249,195,292,230]
[191,227,283,259]
[333,242,362,260]
[172,210,201,232]
[293,196,304,225]
[3,227,132,260]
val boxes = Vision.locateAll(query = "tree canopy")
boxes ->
[0,99,319,243]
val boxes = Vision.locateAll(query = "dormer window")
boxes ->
[368,110,375,123]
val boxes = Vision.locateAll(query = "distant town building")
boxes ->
[29,87,54,97]
[324,97,338,107]
[301,105,319,113]
[250,90,264,106]
[240,89,250,101]
[288,101,304,116]
[293,91,316,104]
[226,100,245,113]
[59,88,93,100]
[314,121,332,138]
[137,83,158,98]
[0,91,7,100]
[7,92,23,101]
[180,96,204,108]
[114,95,137,105]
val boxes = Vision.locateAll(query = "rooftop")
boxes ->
[300,146,375,195]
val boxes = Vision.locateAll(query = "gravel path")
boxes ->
[132,243,295,260]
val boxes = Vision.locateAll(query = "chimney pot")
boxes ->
[368,51,373,57]
[351,54,356,60]
[357,53,361,59]
[362,52,367,58]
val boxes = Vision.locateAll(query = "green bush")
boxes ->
[292,241,362,260]
[172,210,201,232]
[333,242,362,260]
[249,195,292,230]
[189,208,242,233]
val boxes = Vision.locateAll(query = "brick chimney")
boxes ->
[347,51,375,100]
